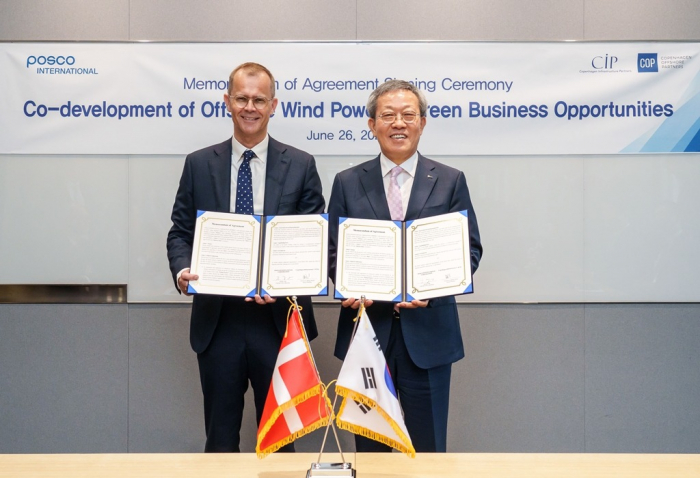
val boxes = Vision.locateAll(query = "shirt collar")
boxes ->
[231,135,269,164]
[380,151,418,178]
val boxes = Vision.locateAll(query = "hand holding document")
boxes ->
[188,211,328,297]
[335,211,473,302]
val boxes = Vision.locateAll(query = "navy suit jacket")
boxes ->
[328,154,482,369]
[167,137,325,354]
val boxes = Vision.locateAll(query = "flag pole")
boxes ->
[291,296,346,465]
[315,295,365,462]
[350,295,366,340]
[316,393,341,464]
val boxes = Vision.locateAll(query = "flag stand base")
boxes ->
[307,462,355,477]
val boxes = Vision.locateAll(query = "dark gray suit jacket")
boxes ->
[328,154,482,369]
[167,136,325,353]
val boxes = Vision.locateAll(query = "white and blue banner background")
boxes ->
[1,42,699,155]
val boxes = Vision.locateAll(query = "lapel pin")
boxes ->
[427,175,433,178]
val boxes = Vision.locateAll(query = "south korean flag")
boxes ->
[334,308,415,456]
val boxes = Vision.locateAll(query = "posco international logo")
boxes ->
[26,55,76,67]
[26,55,98,75]
[637,53,658,73]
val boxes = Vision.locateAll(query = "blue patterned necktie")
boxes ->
[235,149,254,214]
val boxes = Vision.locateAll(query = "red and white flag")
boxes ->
[256,306,331,457]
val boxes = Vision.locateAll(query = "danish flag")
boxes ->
[256,306,331,457]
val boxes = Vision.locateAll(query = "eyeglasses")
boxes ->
[377,112,420,124]
[230,95,271,110]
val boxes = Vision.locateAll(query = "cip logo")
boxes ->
[637,53,658,73]
[592,54,618,69]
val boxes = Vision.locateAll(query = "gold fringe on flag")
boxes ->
[255,385,332,458]
[335,385,416,458]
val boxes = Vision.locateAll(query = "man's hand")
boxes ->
[178,269,199,296]
[341,297,374,309]
[245,294,277,305]
[396,299,429,309]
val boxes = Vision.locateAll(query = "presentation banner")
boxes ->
[1,42,699,155]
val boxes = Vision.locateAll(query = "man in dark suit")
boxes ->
[328,80,482,453]
[167,63,325,452]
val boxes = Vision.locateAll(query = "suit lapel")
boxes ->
[406,154,438,219]
[263,137,291,215]
[209,139,232,212]
[359,156,392,220]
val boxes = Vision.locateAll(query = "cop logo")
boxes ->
[637,53,658,73]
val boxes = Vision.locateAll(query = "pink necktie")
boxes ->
[388,166,404,221]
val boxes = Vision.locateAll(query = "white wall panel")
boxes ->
[0,155,128,284]
[128,155,190,302]
[583,154,700,301]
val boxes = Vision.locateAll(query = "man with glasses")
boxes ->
[167,62,325,452]
[328,79,482,453]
